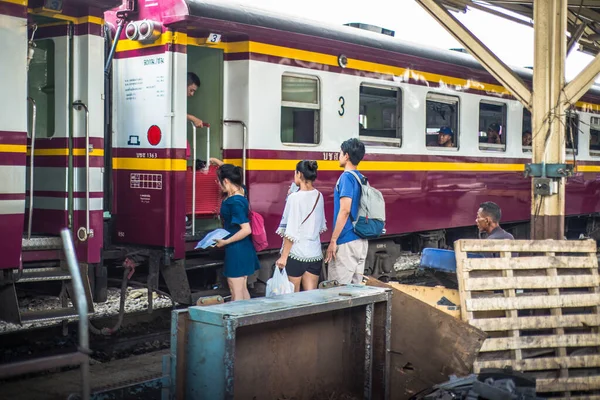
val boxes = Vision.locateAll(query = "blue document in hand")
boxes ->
[195,229,230,250]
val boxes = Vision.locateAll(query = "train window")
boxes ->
[590,116,600,157]
[27,39,55,138]
[358,85,401,147]
[566,112,579,154]
[280,74,320,145]
[522,108,532,152]
[478,101,506,152]
[426,93,459,149]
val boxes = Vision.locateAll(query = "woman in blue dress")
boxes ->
[214,164,260,301]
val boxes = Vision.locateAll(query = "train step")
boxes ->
[21,236,62,251]
[15,267,72,283]
[0,262,94,325]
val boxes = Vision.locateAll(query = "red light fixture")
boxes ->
[147,125,161,146]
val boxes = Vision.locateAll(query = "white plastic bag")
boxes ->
[265,267,295,297]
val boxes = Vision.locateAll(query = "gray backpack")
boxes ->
[338,170,386,239]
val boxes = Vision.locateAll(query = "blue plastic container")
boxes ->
[420,248,484,273]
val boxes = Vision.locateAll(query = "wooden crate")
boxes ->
[454,239,600,400]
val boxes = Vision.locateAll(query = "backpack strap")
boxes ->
[336,170,364,222]
[346,170,365,186]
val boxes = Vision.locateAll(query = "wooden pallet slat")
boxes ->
[467,293,600,312]
[465,275,599,291]
[537,375,600,392]
[460,239,597,253]
[479,333,600,352]
[474,354,600,372]
[471,314,600,332]
[463,256,598,271]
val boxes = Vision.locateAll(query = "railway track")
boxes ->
[0,307,173,371]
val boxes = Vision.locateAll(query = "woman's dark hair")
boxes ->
[296,160,318,182]
[217,164,243,187]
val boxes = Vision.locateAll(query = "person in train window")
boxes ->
[325,138,368,284]
[275,161,327,292]
[213,164,260,301]
[186,72,204,129]
[437,126,455,148]
[522,130,532,147]
[487,123,502,144]
[186,72,205,166]
[476,201,514,240]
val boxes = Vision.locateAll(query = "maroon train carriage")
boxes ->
[1,0,600,325]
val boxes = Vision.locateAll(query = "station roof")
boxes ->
[441,0,600,56]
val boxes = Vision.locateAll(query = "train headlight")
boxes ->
[125,20,162,44]
[125,21,138,40]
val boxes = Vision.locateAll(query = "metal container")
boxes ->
[163,285,391,400]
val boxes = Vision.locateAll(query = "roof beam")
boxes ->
[417,0,532,109]
[563,51,600,104]
[567,21,588,55]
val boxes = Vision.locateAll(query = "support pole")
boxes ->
[531,0,567,240]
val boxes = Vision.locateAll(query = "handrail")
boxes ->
[223,120,247,185]
[189,122,211,235]
[72,101,92,241]
[191,121,197,235]
[27,97,36,240]
[60,228,90,400]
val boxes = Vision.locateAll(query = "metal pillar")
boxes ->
[530,0,567,240]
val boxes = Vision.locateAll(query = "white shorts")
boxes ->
[327,239,369,284]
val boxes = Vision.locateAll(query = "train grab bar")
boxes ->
[190,121,210,235]
[27,97,36,240]
[72,101,93,242]
[223,120,247,185]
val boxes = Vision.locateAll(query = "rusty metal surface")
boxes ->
[161,259,192,305]
[169,285,391,400]
[366,278,486,399]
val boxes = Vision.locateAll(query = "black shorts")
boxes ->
[286,258,322,278]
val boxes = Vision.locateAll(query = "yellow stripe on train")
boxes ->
[26,148,105,156]
[224,158,526,172]
[0,144,27,153]
[112,157,187,171]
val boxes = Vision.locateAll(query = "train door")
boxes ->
[0,1,28,273]
[185,45,224,239]
[25,16,104,264]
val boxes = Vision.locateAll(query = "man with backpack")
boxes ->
[325,138,385,284]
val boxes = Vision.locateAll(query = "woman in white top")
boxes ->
[275,160,327,291]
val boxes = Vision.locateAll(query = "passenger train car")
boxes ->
[1,0,600,323]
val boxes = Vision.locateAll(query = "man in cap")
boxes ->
[437,126,454,148]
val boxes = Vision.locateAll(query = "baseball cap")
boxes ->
[438,126,453,136]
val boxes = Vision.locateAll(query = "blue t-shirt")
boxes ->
[334,170,363,245]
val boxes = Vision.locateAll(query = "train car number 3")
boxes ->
[338,96,345,116]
